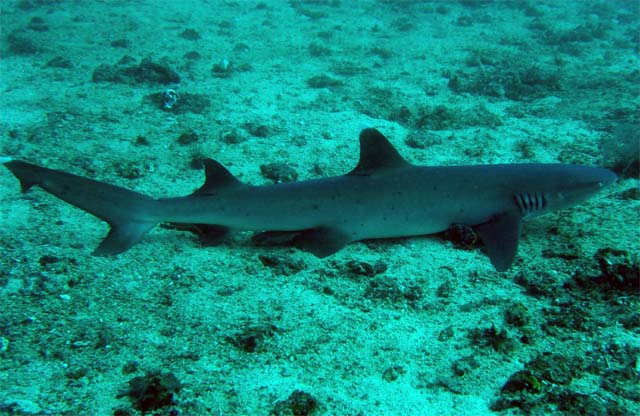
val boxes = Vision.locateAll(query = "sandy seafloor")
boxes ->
[0,0,639,415]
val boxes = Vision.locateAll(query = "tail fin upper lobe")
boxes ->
[4,160,158,255]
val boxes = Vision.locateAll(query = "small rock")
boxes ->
[0,398,42,415]
[260,163,298,183]
[270,390,318,416]
[179,28,201,40]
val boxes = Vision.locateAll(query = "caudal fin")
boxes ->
[3,159,158,255]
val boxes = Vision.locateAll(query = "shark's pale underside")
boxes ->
[3,128,616,271]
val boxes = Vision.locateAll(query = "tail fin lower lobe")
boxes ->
[4,160,158,255]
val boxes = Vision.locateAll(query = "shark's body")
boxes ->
[3,128,616,271]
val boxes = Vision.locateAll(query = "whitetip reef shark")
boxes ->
[3,128,616,271]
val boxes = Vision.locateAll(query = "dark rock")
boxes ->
[45,56,73,69]
[345,260,387,277]
[468,325,516,353]
[528,353,577,385]
[452,355,480,376]
[618,187,639,201]
[110,39,130,48]
[436,280,454,298]
[184,51,201,60]
[504,302,530,327]
[119,371,181,412]
[259,254,305,276]
[270,390,318,416]
[594,248,640,292]
[438,325,454,341]
[365,278,403,302]
[7,30,39,55]
[134,136,149,146]
[573,248,640,294]
[442,223,480,249]
[92,64,125,83]
[226,324,277,353]
[177,131,199,145]
[211,59,232,78]
[542,302,599,333]
[244,122,271,137]
[307,74,343,89]
[38,255,60,267]
[146,92,210,115]
[114,161,148,180]
[260,163,298,183]
[370,46,392,59]
[122,58,180,84]
[179,28,201,40]
[220,128,248,144]
[500,370,541,394]
[28,16,48,32]
[404,130,442,149]
[601,123,640,178]
[415,105,459,130]
[92,58,180,85]
[17,0,35,11]
[117,55,136,65]
[233,42,250,53]
[382,366,405,382]
[309,42,331,57]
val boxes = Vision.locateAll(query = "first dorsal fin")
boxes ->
[193,158,243,195]
[348,128,410,176]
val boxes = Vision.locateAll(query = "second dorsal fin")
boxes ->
[348,128,410,176]
[193,158,243,195]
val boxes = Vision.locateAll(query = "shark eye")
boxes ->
[513,192,547,215]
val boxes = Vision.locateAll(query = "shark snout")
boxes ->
[599,168,618,187]
[573,166,617,189]
[585,167,618,192]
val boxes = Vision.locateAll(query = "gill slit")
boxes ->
[513,191,547,215]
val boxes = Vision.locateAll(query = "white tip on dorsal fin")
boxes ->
[348,128,410,176]
[192,158,244,195]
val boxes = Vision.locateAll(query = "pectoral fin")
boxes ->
[473,211,523,272]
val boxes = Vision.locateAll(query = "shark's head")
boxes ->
[513,165,617,216]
